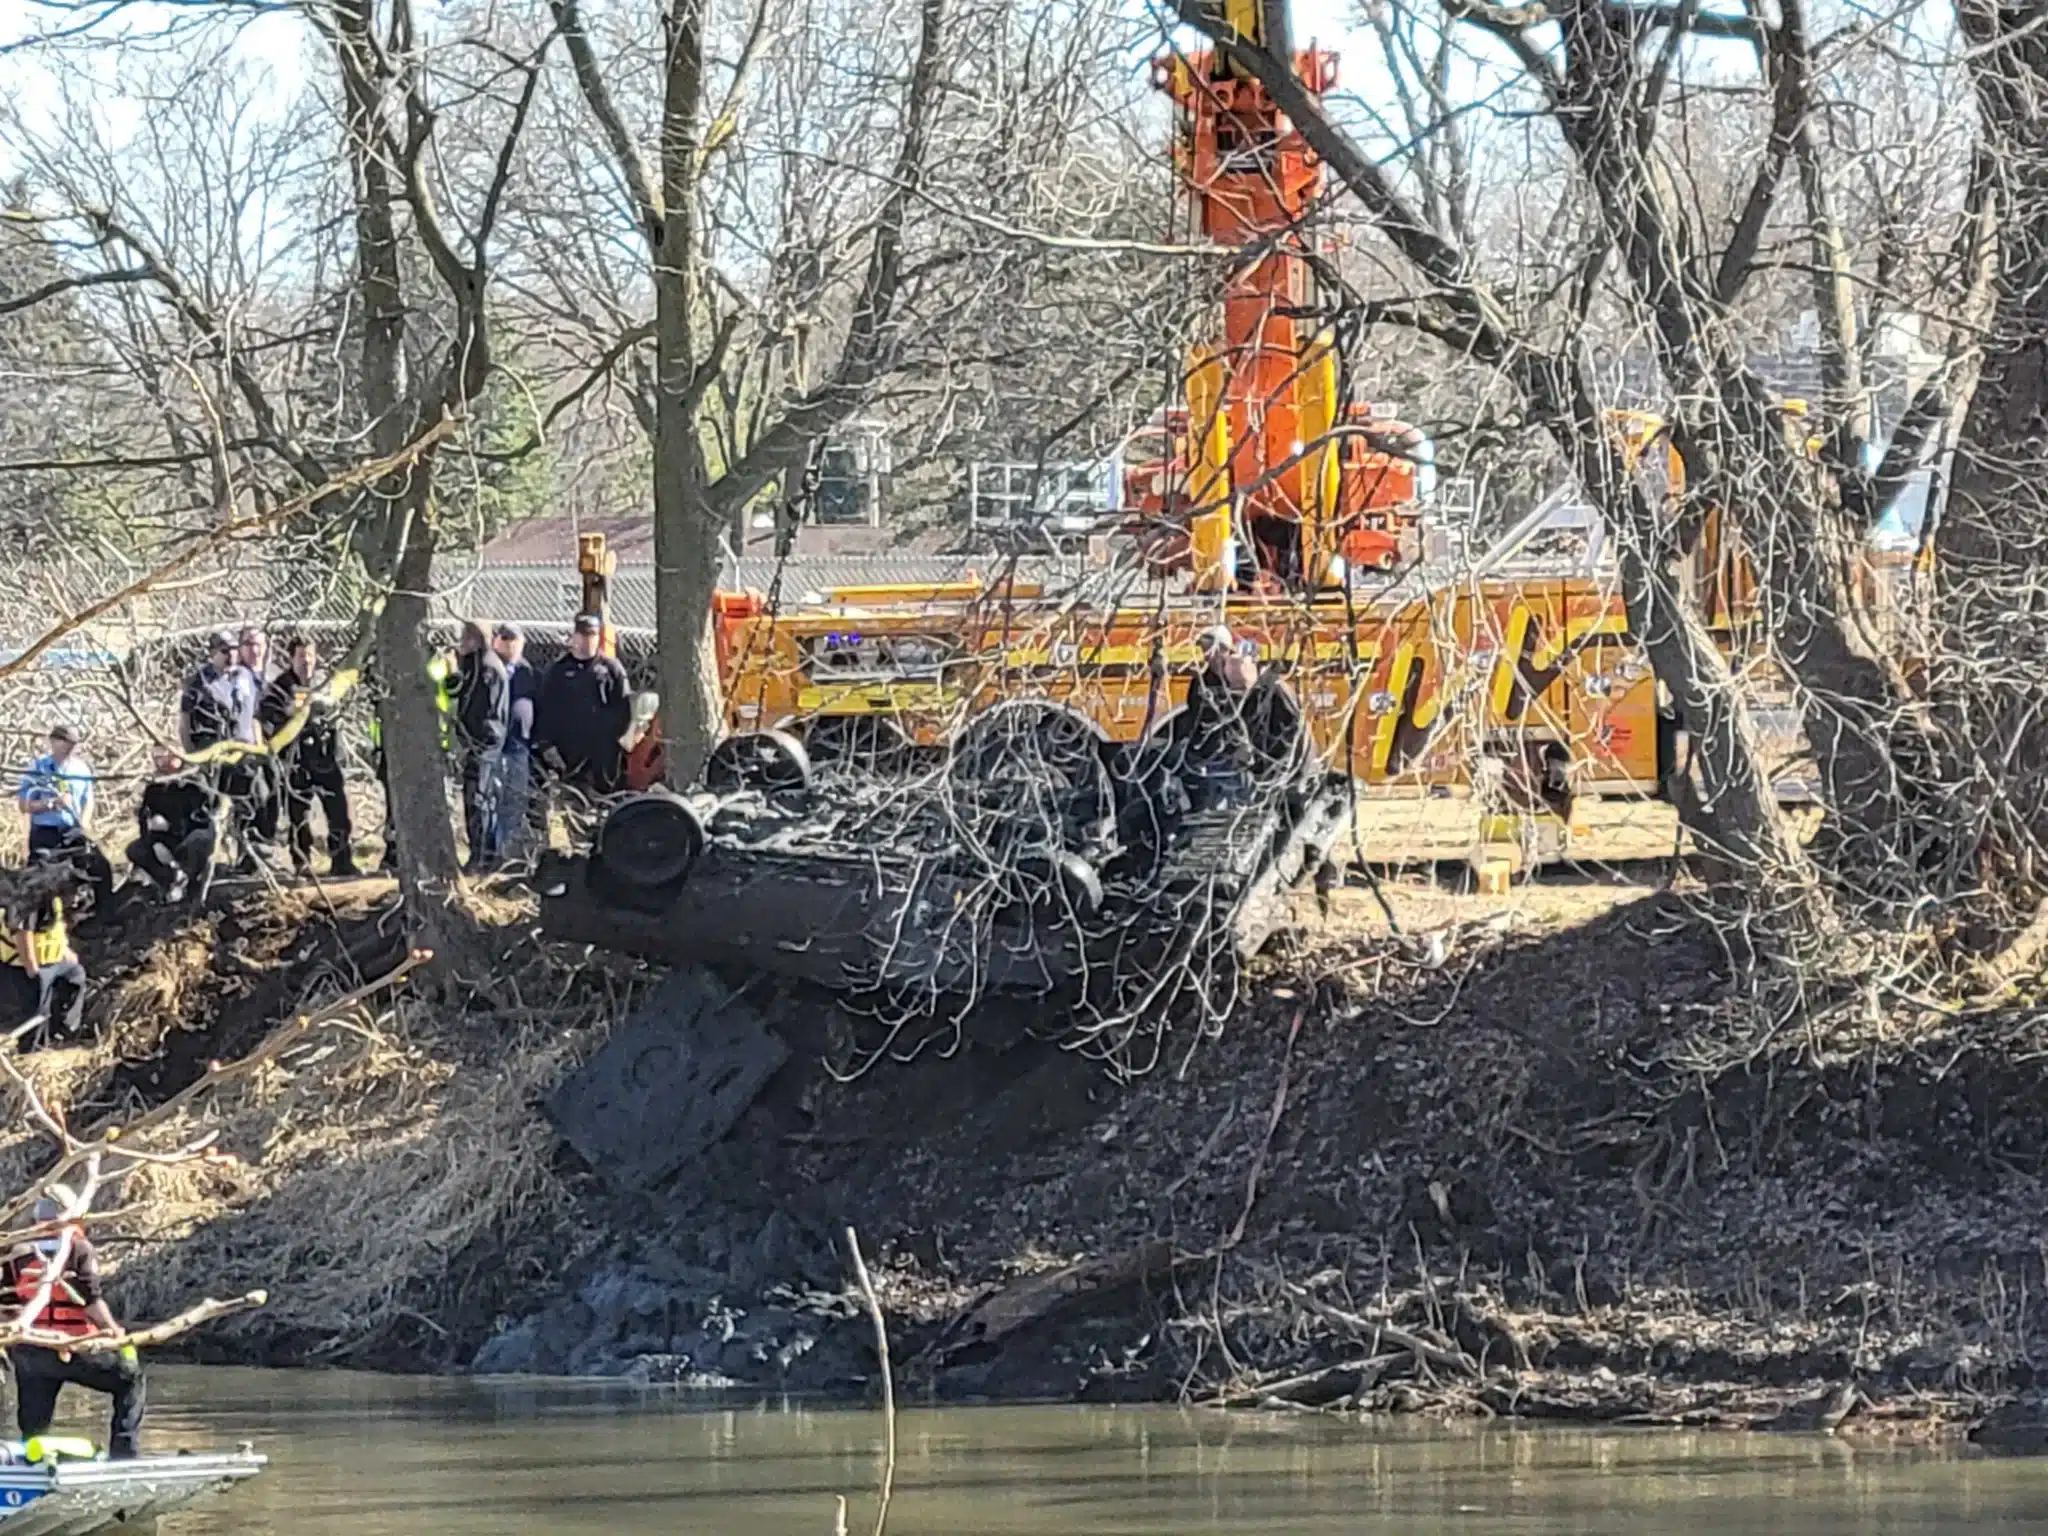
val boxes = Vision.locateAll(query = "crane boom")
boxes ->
[1129,4,1425,591]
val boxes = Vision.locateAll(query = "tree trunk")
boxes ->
[651,425,728,784]
[1937,3,2048,923]
[1538,359,1842,954]
[649,0,726,786]
[330,0,463,902]
[1545,21,1924,909]
[377,489,463,893]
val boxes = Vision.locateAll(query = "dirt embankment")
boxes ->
[471,875,2048,1437]
[26,872,2048,1437]
[0,881,608,1371]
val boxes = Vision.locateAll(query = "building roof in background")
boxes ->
[471,517,966,569]
[473,516,656,566]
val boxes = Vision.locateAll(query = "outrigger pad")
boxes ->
[548,967,789,1191]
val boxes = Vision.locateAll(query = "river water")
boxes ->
[74,1367,2038,1533]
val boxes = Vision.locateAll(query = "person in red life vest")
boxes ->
[2,1184,144,1459]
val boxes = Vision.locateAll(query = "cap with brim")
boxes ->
[1198,624,1234,650]
[47,724,79,745]
[493,622,523,641]
[209,630,234,652]
[572,613,602,634]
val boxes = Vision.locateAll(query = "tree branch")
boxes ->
[84,208,330,485]
[1780,0,1870,461]
[0,419,456,683]
[1605,2,1760,37]
[709,0,948,515]
[1865,375,1947,520]
[701,0,776,173]
[474,38,552,271]
[1174,0,1516,354]
[0,263,153,317]
[553,0,663,250]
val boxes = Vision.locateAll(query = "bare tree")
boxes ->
[528,0,941,777]
[1934,1,2048,946]
[0,0,549,940]
[1160,0,2048,993]
[530,0,1202,777]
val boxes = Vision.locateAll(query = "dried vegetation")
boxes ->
[0,883,612,1366]
[11,857,2048,1433]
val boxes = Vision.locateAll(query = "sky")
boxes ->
[0,0,1384,171]
[0,0,305,167]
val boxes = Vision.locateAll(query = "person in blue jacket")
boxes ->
[16,723,111,904]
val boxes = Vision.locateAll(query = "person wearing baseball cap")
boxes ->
[532,613,632,797]
[177,631,239,753]
[16,722,111,904]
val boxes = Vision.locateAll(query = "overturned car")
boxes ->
[538,698,1349,1016]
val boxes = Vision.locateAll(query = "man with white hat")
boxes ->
[2,1183,145,1458]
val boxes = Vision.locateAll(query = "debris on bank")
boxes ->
[0,882,603,1369]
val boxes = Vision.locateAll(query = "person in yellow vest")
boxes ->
[426,650,458,745]
[0,874,85,1043]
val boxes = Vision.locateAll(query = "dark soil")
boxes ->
[480,888,2048,1437]
[75,879,409,1116]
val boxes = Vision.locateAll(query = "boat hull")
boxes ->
[0,1451,264,1535]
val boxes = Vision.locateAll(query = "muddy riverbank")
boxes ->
[467,880,2048,1437]
[16,875,2048,1437]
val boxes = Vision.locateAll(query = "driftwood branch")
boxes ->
[1281,1280,1483,1380]
[1205,1354,1401,1408]
[8,1291,270,1353]
[843,1227,895,1536]
[1223,1004,1303,1249]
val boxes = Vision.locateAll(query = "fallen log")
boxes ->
[1207,1354,1403,1409]
[10,1290,268,1353]
[930,1240,1184,1364]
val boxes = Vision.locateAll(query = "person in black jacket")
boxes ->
[177,631,238,753]
[454,622,510,872]
[125,748,218,903]
[1171,624,1260,810]
[533,613,633,800]
[259,636,357,879]
[492,623,541,864]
